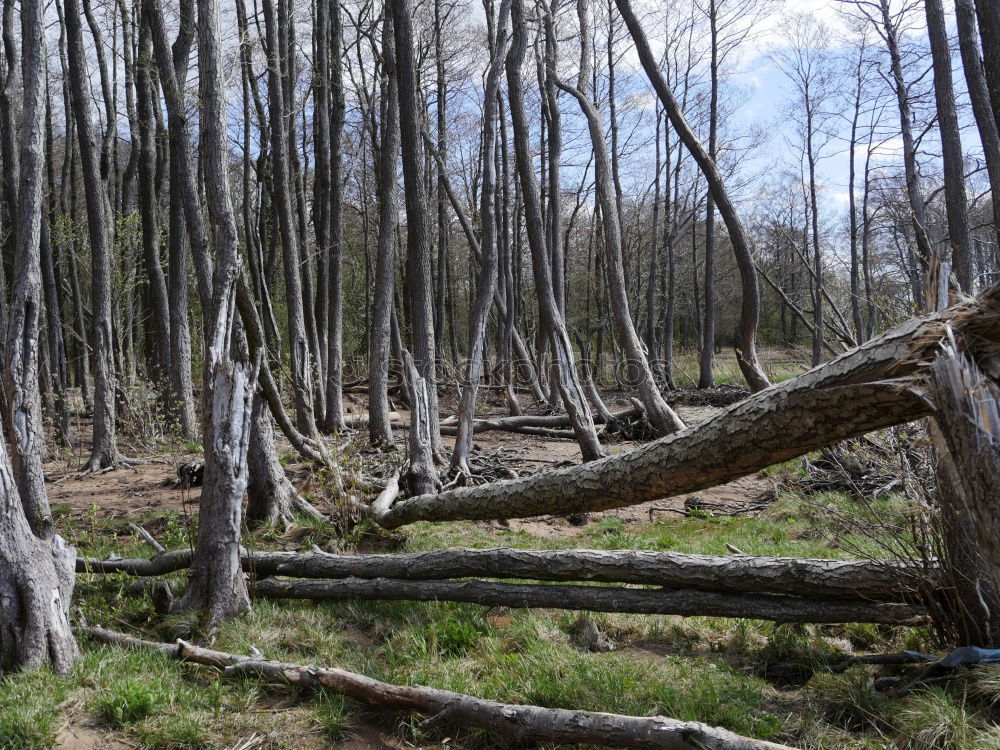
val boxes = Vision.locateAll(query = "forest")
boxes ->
[0,0,998,745]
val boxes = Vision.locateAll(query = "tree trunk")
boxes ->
[927,333,1000,646]
[173,0,257,628]
[255,577,922,625]
[246,393,296,528]
[615,0,768,392]
[245,548,921,600]
[699,0,719,388]
[135,19,172,384]
[65,0,121,472]
[878,0,933,272]
[322,0,347,433]
[375,286,1000,526]
[451,0,511,473]
[926,0,973,291]
[955,0,1000,247]
[558,0,684,436]
[403,351,441,495]
[262,0,318,439]
[88,627,796,750]
[0,0,79,674]
[391,0,442,454]
[506,0,604,461]
[368,7,401,449]
[975,0,1000,128]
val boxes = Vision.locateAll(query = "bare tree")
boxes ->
[558,0,684,435]
[0,0,78,673]
[64,0,123,472]
[262,0,319,439]
[451,0,511,473]
[391,0,443,454]
[506,0,604,460]
[616,0,769,392]
[925,0,972,290]
[368,3,401,449]
[173,0,259,627]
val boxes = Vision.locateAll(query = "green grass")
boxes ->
[21,456,999,749]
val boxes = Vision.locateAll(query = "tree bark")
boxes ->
[391,0,442,454]
[262,0,319,439]
[927,333,1000,646]
[80,547,924,604]
[403,351,441,495]
[246,393,296,527]
[322,0,347,433]
[877,0,933,271]
[254,576,922,625]
[925,0,973,291]
[173,0,258,628]
[558,0,684,436]
[451,0,511,473]
[0,0,79,673]
[955,0,1000,246]
[375,287,1000,527]
[368,6,401,449]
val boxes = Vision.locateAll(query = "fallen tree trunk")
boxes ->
[252,576,923,624]
[439,422,578,439]
[374,291,1000,527]
[86,626,795,749]
[76,547,924,600]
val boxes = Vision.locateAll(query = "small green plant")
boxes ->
[93,678,159,727]
[313,691,348,739]
[0,707,58,750]
[436,614,481,656]
[135,714,211,749]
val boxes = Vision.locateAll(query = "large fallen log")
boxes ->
[76,547,925,600]
[373,290,1000,528]
[252,576,924,624]
[84,626,796,749]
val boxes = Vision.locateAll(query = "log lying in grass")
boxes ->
[373,289,1000,528]
[77,549,194,576]
[248,548,922,601]
[85,626,797,749]
[76,547,926,601]
[252,576,925,625]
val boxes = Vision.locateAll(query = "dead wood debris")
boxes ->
[81,626,798,749]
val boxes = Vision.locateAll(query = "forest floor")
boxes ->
[5,353,1000,749]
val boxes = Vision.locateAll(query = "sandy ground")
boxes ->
[44,393,769,542]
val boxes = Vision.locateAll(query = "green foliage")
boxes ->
[895,687,979,749]
[93,678,159,727]
[134,714,211,749]
[0,669,64,750]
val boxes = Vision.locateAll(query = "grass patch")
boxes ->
[53,468,994,749]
